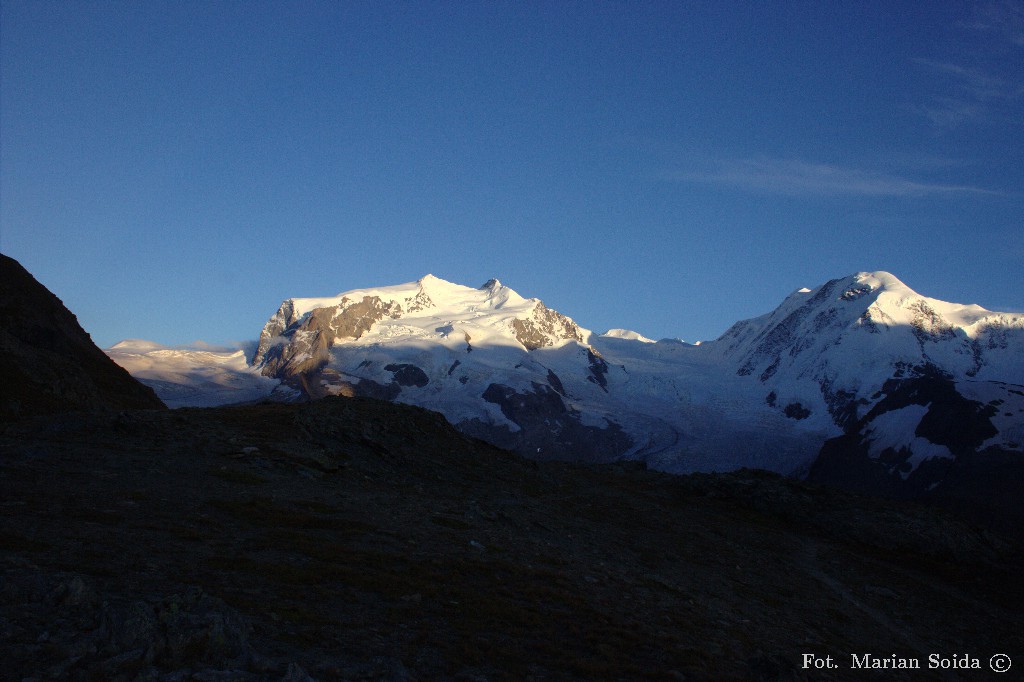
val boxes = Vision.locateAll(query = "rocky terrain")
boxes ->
[3,398,1022,681]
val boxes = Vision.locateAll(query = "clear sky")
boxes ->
[2,1,1022,348]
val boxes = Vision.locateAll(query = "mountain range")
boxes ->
[4,253,1023,678]
[108,270,1024,527]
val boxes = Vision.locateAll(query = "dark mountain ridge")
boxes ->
[0,253,165,419]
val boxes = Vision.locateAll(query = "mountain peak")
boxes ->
[601,329,655,343]
[777,272,920,311]
[109,339,167,352]
[480,278,502,290]
[849,270,913,294]
[416,273,463,293]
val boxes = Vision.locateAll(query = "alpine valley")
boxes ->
[108,271,1024,528]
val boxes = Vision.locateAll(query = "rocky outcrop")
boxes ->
[0,254,164,419]
[808,368,1023,531]
[384,363,430,387]
[585,348,609,391]
[254,298,298,362]
[256,296,402,378]
[249,278,627,464]
[509,302,585,351]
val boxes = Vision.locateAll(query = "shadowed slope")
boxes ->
[1,397,1020,680]
[0,254,165,418]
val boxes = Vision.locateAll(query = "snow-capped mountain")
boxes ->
[250,275,640,462]
[706,272,1024,496]
[107,272,1024,498]
[712,271,1023,430]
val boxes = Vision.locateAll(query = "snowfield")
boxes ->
[107,341,279,408]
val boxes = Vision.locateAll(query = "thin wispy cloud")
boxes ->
[913,59,1018,102]
[920,96,985,129]
[913,58,1024,129]
[963,0,1024,47]
[674,159,1000,197]
[916,2,1024,129]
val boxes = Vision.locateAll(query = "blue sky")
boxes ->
[2,1,1022,347]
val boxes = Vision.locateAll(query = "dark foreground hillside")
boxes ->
[0,253,165,418]
[2,397,1021,681]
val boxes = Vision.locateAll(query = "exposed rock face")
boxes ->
[546,368,566,396]
[254,298,298,362]
[783,402,810,420]
[808,366,1024,530]
[256,296,403,378]
[585,348,609,391]
[0,254,164,419]
[245,276,633,464]
[314,370,401,402]
[404,288,434,312]
[384,363,429,387]
[509,302,585,351]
